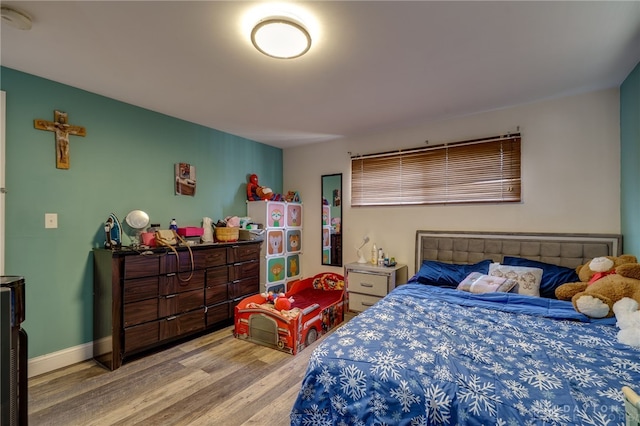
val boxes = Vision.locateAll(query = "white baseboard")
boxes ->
[28,342,94,378]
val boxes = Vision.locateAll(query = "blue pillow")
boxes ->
[502,256,579,299]
[409,259,492,288]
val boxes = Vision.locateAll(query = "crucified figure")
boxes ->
[34,110,86,169]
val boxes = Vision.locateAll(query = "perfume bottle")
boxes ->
[371,244,377,264]
[169,219,178,231]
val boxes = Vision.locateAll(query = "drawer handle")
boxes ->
[166,316,177,321]
[165,294,176,299]
[362,302,375,307]
[166,273,176,277]
[360,282,374,287]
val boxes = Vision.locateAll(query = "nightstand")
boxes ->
[344,262,408,312]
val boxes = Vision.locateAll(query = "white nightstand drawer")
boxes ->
[348,292,382,312]
[348,271,388,297]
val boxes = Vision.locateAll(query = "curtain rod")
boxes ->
[350,132,521,160]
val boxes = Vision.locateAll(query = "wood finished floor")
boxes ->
[27,316,353,426]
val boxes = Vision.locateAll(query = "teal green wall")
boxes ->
[1,67,282,359]
[620,62,640,255]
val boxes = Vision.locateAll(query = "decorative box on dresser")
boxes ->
[344,262,408,312]
[93,241,261,370]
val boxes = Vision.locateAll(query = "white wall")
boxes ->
[284,89,621,278]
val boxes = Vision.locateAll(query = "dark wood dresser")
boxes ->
[93,241,261,370]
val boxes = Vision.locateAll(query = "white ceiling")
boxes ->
[1,1,639,149]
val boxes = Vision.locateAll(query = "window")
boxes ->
[351,135,521,206]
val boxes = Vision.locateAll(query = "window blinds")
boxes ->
[351,136,521,206]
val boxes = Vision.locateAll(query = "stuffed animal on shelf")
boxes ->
[555,255,640,318]
[285,191,301,202]
[613,297,640,347]
[246,173,274,201]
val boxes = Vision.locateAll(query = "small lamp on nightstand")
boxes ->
[356,236,370,264]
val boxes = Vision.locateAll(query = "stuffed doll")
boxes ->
[555,255,640,318]
[246,173,273,201]
[260,291,294,311]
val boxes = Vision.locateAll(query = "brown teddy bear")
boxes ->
[555,255,640,318]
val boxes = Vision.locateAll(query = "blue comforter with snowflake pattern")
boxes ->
[290,284,640,425]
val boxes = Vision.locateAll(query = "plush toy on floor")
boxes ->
[613,297,640,347]
[555,255,640,318]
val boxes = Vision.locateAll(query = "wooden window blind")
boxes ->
[351,135,521,206]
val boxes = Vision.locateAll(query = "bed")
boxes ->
[290,231,640,425]
[234,272,345,355]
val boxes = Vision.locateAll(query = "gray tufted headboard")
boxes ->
[415,230,622,272]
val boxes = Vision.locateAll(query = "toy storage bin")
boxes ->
[247,200,304,292]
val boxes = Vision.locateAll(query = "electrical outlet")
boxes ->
[45,213,58,229]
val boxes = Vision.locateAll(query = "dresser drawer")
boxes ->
[124,255,160,279]
[348,292,382,312]
[206,302,230,325]
[159,288,205,317]
[124,321,159,353]
[124,276,159,303]
[205,283,228,306]
[229,260,260,281]
[348,271,389,297]
[229,276,259,300]
[160,309,206,340]
[195,247,227,268]
[159,270,205,295]
[228,244,261,263]
[124,298,158,327]
[206,265,229,286]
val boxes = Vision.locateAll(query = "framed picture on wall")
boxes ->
[175,162,196,196]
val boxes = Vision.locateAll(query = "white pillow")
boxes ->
[457,272,518,294]
[488,263,543,297]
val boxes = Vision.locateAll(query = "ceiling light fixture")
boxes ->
[251,17,311,59]
[1,6,32,30]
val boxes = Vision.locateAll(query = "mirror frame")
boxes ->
[321,173,342,267]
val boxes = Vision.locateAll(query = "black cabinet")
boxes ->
[1,276,27,426]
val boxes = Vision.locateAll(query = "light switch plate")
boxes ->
[45,213,58,229]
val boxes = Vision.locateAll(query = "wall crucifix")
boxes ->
[34,110,86,169]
